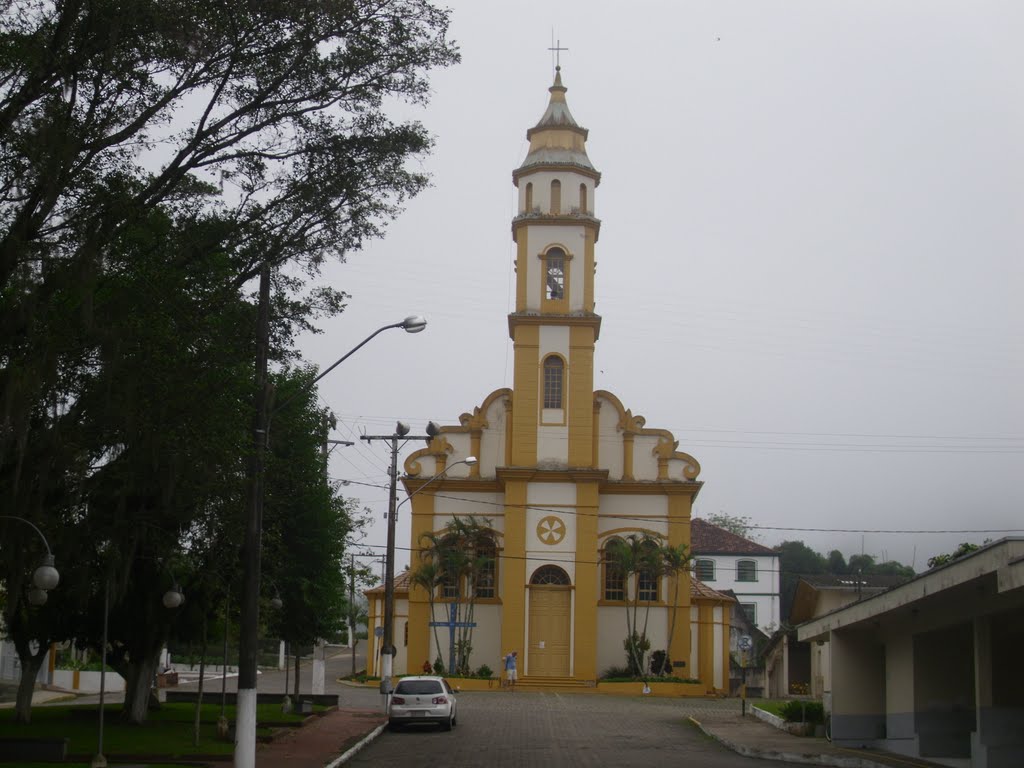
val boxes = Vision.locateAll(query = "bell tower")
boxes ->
[508,67,602,469]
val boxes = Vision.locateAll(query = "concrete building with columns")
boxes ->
[364,69,734,691]
[798,538,1024,767]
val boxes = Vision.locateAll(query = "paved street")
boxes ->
[347,692,783,768]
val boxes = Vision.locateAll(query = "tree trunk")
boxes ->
[13,648,45,724]
[122,651,161,724]
[662,577,681,676]
[292,652,299,699]
[350,638,357,676]
[193,615,208,746]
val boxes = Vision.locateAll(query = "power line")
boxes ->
[331,476,1023,536]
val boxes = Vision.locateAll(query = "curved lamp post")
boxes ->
[377,452,477,710]
[92,568,185,768]
[0,515,59,605]
[236,312,427,768]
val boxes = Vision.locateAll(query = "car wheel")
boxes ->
[441,712,453,731]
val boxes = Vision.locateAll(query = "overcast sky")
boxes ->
[297,1,1023,575]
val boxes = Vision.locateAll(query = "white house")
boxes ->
[690,518,780,632]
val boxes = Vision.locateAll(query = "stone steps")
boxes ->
[515,676,589,689]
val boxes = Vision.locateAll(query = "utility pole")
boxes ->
[237,263,272,768]
[361,423,432,710]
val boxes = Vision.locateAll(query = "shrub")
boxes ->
[600,665,634,680]
[623,632,650,676]
[649,650,673,676]
[433,657,445,675]
[780,700,824,724]
[476,664,493,679]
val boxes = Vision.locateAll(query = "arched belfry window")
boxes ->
[543,356,564,410]
[525,182,533,212]
[530,565,571,585]
[550,179,561,214]
[545,247,565,300]
[579,183,587,213]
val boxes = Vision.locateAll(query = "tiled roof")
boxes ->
[690,518,776,555]
[691,578,735,602]
[365,569,412,595]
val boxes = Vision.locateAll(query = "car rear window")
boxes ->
[395,680,443,695]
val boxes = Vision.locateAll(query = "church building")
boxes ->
[366,68,733,690]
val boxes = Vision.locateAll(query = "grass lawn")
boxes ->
[750,699,787,717]
[0,702,318,758]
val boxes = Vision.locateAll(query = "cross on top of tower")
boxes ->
[548,37,568,72]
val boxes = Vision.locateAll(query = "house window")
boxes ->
[737,560,757,582]
[637,539,660,602]
[525,182,533,211]
[741,603,757,624]
[550,179,561,214]
[602,539,625,601]
[579,183,587,213]
[543,356,564,409]
[694,559,715,581]
[545,247,565,300]
[474,543,497,598]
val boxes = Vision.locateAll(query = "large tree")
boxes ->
[1,0,457,722]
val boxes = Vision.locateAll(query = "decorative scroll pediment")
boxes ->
[404,436,453,477]
[595,389,701,481]
[653,438,701,481]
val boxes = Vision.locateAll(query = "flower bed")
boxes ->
[597,680,708,697]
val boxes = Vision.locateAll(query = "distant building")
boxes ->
[690,518,780,631]
[765,573,907,698]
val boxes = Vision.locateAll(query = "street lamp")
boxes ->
[92,570,184,768]
[235,309,427,768]
[364,434,476,710]
[0,515,60,604]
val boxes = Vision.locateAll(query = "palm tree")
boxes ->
[604,533,661,676]
[415,516,496,673]
[658,542,691,676]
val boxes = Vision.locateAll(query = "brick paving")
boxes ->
[344,692,782,768]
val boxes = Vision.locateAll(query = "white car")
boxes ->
[388,676,457,730]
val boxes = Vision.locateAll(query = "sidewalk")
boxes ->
[254,707,386,768]
[690,712,954,768]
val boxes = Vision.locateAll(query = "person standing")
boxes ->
[503,650,517,691]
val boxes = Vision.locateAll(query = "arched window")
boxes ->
[525,182,533,212]
[550,179,561,214]
[579,183,587,213]
[737,560,757,582]
[474,542,497,599]
[602,539,626,601]
[637,540,660,602]
[441,567,460,598]
[530,565,571,585]
[543,356,564,409]
[544,247,565,300]
[694,559,715,581]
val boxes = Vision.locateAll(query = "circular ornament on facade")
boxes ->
[536,515,566,545]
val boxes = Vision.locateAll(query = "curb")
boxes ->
[687,716,880,768]
[324,723,386,768]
